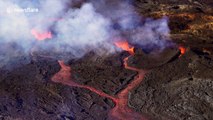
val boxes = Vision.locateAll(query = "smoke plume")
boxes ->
[0,0,173,69]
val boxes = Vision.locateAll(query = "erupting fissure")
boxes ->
[51,43,147,120]
[31,29,52,41]
[114,41,135,55]
[179,46,186,57]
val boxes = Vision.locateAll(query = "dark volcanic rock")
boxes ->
[129,50,213,120]
[69,51,137,95]
[0,58,114,120]
[128,46,180,70]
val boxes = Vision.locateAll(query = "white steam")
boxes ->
[0,0,173,69]
[55,3,113,57]
[130,17,171,50]
[0,0,31,43]
[31,0,66,31]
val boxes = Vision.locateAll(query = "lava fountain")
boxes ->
[31,29,52,41]
[114,41,135,55]
[179,46,186,57]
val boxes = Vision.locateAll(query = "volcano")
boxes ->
[0,0,213,120]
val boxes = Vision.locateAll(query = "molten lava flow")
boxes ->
[31,29,52,41]
[51,57,147,120]
[179,46,186,57]
[109,57,147,120]
[51,61,116,101]
[51,61,73,84]
[114,41,134,55]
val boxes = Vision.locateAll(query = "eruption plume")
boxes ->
[0,0,173,69]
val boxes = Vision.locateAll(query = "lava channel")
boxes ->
[51,55,147,120]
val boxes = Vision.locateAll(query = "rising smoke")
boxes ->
[0,0,172,69]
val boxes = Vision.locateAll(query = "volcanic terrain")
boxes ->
[0,0,213,120]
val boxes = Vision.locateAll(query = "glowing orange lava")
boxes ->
[31,29,52,41]
[114,41,134,55]
[51,60,116,101]
[51,57,147,120]
[109,57,147,120]
[179,46,186,57]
